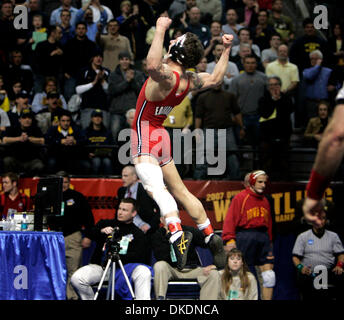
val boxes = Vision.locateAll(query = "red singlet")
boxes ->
[131,71,190,166]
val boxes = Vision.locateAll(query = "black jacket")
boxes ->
[61,188,95,238]
[258,91,294,142]
[62,37,97,77]
[117,183,160,233]
[89,218,149,266]
[77,65,110,111]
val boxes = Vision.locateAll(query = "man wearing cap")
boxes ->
[108,51,145,142]
[7,90,32,128]
[45,110,89,174]
[75,49,110,130]
[84,109,114,175]
[35,91,65,134]
[2,109,45,174]
[222,170,275,300]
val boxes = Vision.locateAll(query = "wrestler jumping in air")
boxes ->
[130,16,234,270]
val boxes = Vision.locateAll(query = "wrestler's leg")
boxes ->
[162,160,226,268]
[133,155,192,270]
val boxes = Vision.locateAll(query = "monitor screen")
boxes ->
[34,176,63,231]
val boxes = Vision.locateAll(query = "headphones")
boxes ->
[249,170,267,186]
[169,34,187,66]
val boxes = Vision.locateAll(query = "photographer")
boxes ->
[71,198,152,300]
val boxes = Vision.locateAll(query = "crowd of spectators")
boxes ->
[0,0,343,179]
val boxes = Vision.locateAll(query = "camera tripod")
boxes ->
[94,240,136,300]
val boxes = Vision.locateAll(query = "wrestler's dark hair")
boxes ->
[170,32,204,69]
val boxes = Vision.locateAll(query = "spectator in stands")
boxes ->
[84,109,114,175]
[45,110,89,174]
[50,0,79,27]
[75,0,108,42]
[27,0,49,30]
[252,9,276,51]
[236,0,259,29]
[33,25,63,93]
[328,23,344,69]
[168,0,187,20]
[2,109,45,174]
[289,18,330,73]
[116,0,135,25]
[32,76,67,113]
[71,198,152,300]
[194,84,244,180]
[196,0,222,26]
[118,2,151,66]
[258,75,293,180]
[117,165,161,234]
[58,9,75,46]
[219,248,258,300]
[125,108,135,128]
[35,91,65,134]
[261,33,281,69]
[5,50,34,96]
[62,21,97,102]
[231,27,261,58]
[268,0,294,44]
[203,21,224,63]
[56,170,95,300]
[96,19,133,72]
[0,172,32,219]
[7,81,23,109]
[222,8,243,46]
[0,1,17,64]
[207,42,239,92]
[179,6,210,48]
[0,108,10,133]
[230,43,264,73]
[0,76,10,112]
[302,50,333,123]
[304,101,330,148]
[7,90,32,128]
[75,49,110,130]
[107,51,145,142]
[163,96,193,178]
[86,0,114,25]
[265,44,299,95]
[292,200,344,301]
[28,14,48,52]
[222,170,275,300]
[231,55,267,146]
[152,217,222,300]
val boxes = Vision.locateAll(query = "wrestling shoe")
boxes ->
[170,231,193,270]
[207,233,226,269]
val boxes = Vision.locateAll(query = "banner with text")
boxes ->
[10,178,337,232]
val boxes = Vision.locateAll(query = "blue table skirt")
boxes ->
[0,231,67,300]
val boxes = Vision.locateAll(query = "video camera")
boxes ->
[105,226,121,255]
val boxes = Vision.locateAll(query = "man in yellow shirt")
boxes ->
[163,96,193,178]
[265,44,299,95]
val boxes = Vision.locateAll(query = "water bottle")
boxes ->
[10,213,16,231]
[0,216,5,230]
[21,213,28,231]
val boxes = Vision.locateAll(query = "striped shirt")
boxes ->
[292,229,344,271]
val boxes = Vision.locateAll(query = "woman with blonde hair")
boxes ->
[220,248,258,300]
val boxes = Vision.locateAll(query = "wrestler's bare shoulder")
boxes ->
[185,70,204,91]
